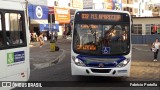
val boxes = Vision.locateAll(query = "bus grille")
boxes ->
[85,58,118,63]
[90,69,111,73]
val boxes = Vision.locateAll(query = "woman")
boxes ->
[152,38,160,61]
[38,33,44,48]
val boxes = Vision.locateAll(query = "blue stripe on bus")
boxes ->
[76,55,126,68]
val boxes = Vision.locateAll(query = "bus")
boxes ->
[71,10,132,77]
[0,0,30,83]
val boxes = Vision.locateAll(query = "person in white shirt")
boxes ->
[152,38,160,61]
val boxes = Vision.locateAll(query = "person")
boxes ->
[53,31,58,41]
[13,36,23,44]
[43,34,47,41]
[38,33,44,48]
[152,38,160,61]
[109,29,120,41]
[31,32,37,42]
[121,30,127,41]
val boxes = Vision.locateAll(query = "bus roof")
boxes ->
[0,0,26,11]
[75,9,130,15]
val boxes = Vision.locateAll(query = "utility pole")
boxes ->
[48,7,56,51]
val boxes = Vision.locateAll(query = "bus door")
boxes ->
[0,13,6,80]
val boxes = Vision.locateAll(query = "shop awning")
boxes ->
[30,20,48,24]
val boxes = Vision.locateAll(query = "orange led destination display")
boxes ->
[81,13,121,21]
[80,24,98,29]
[77,45,96,50]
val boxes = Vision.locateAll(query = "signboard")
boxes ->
[54,7,70,23]
[28,4,48,19]
[76,45,96,50]
[75,11,130,22]
[72,0,83,9]
[80,13,121,21]
[7,51,25,66]
[39,24,59,32]
[83,0,93,9]
[103,0,113,10]
[112,0,122,10]
[80,24,98,29]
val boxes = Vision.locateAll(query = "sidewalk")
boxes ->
[29,39,66,71]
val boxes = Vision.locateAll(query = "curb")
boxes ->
[31,49,66,71]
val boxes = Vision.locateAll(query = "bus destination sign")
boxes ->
[81,13,121,21]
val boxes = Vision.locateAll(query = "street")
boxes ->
[13,39,160,90]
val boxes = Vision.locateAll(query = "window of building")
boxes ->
[151,24,160,34]
[128,0,133,4]
[122,0,127,4]
[134,8,138,14]
[145,24,160,35]
[145,24,151,35]
[123,7,127,11]
[132,24,142,35]
[134,0,138,2]
[5,13,24,45]
[129,8,132,12]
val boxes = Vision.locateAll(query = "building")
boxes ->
[92,0,122,10]
[27,0,50,40]
[132,17,160,44]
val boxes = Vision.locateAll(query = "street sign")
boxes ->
[48,7,54,14]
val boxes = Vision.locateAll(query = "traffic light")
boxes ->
[48,14,55,23]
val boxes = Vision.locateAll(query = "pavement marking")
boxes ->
[31,49,66,71]
[133,47,151,52]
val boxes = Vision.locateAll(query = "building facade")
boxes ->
[27,1,50,40]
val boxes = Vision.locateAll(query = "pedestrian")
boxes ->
[152,38,160,61]
[53,31,58,41]
[32,32,37,42]
[43,34,47,41]
[38,33,44,48]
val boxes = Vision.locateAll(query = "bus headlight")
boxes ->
[116,58,130,67]
[72,56,86,66]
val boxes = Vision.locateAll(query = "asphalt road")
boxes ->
[12,40,160,90]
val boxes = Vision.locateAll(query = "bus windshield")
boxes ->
[73,24,130,55]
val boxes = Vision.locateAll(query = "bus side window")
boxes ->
[0,14,3,46]
[5,13,24,46]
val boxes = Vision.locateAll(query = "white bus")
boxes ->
[0,0,30,82]
[71,10,132,77]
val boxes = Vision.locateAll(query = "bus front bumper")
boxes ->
[71,63,130,77]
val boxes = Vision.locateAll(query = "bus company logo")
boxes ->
[7,51,25,65]
[98,63,104,68]
[2,82,11,87]
[36,6,43,19]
